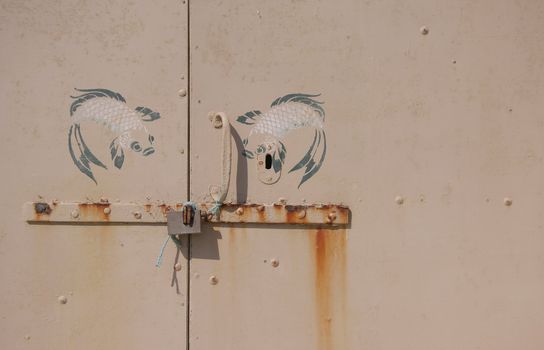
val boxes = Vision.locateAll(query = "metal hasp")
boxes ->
[166,205,201,235]
[24,202,350,226]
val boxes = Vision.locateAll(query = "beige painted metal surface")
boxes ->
[0,1,189,349]
[190,1,544,350]
[4,0,544,349]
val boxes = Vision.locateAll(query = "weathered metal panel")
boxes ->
[0,1,189,349]
[189,1,544,350]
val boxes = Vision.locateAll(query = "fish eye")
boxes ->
[148,135,155,145]
[130,141,142,152]
[256,145,265,154]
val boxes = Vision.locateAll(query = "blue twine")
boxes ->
[155,201,198,268]
[155,235,170,267]
[208,200,222,216]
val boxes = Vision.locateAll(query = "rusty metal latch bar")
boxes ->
[24,201,350,226]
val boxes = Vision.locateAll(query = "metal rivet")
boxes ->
[70,210,79,218]
[297,209,307,219]
[235,207,244,215]
[452,59,457,64]
[257,205,265,212]
[271,259,279,268]
[504,198,513,206]
[395,196,404,205]
[174,263,182,271]
[178,88,187,97]
[327,212,337,223]
[133,211,142,219]
[58,295,68,304]
[180,74,185,80]
[209,275,218,285]
[420,26,429,35]
[103,207,111,215]
[179,148,185,154]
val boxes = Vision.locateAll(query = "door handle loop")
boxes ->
[208,112,231,215]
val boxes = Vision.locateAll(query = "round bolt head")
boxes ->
[178,88,187,97]
[327,212,337,223]
[257,205,265,212]
[504,198,513,206]
[235,207,244,215]
[58,295,68,304]
[103,207,111,215]
[297,209,307,219]
[420,26,429,35]
[395,196,404,205]
[174,263,182,271]
[70,210,79,219]
[209,275,219,285]
[271,259,279,268]
[133,211,142,219]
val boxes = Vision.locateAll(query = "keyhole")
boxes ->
[265,154,272,169]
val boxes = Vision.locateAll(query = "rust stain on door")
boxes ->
[311,228,347,350]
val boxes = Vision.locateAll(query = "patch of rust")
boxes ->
[78,202,111,221]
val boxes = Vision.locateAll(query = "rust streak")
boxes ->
[312,228,347,350]
[78,203,111,221]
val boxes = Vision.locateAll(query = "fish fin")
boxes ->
[70,88,126,116]
[68,125,97,184]
[236,110,261,125]
[135,106,161,122]
[109,138,125,169]
[297,129,327,188]
[270,93,325,119]
[74,125,107,169]
[278,141,287,163]
[272,141,287,173]
[241,150,254,159]
[289,130,319,173]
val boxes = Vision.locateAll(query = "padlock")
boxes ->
[166,204,201,235]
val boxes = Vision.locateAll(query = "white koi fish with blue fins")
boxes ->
[68,88,160,184]
[237,93,326,188]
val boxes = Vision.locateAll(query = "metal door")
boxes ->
[0,1,189,349]
[189,1,544,350]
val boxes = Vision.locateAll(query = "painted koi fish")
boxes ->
[237,93,326,188]
[68,88,160,183]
